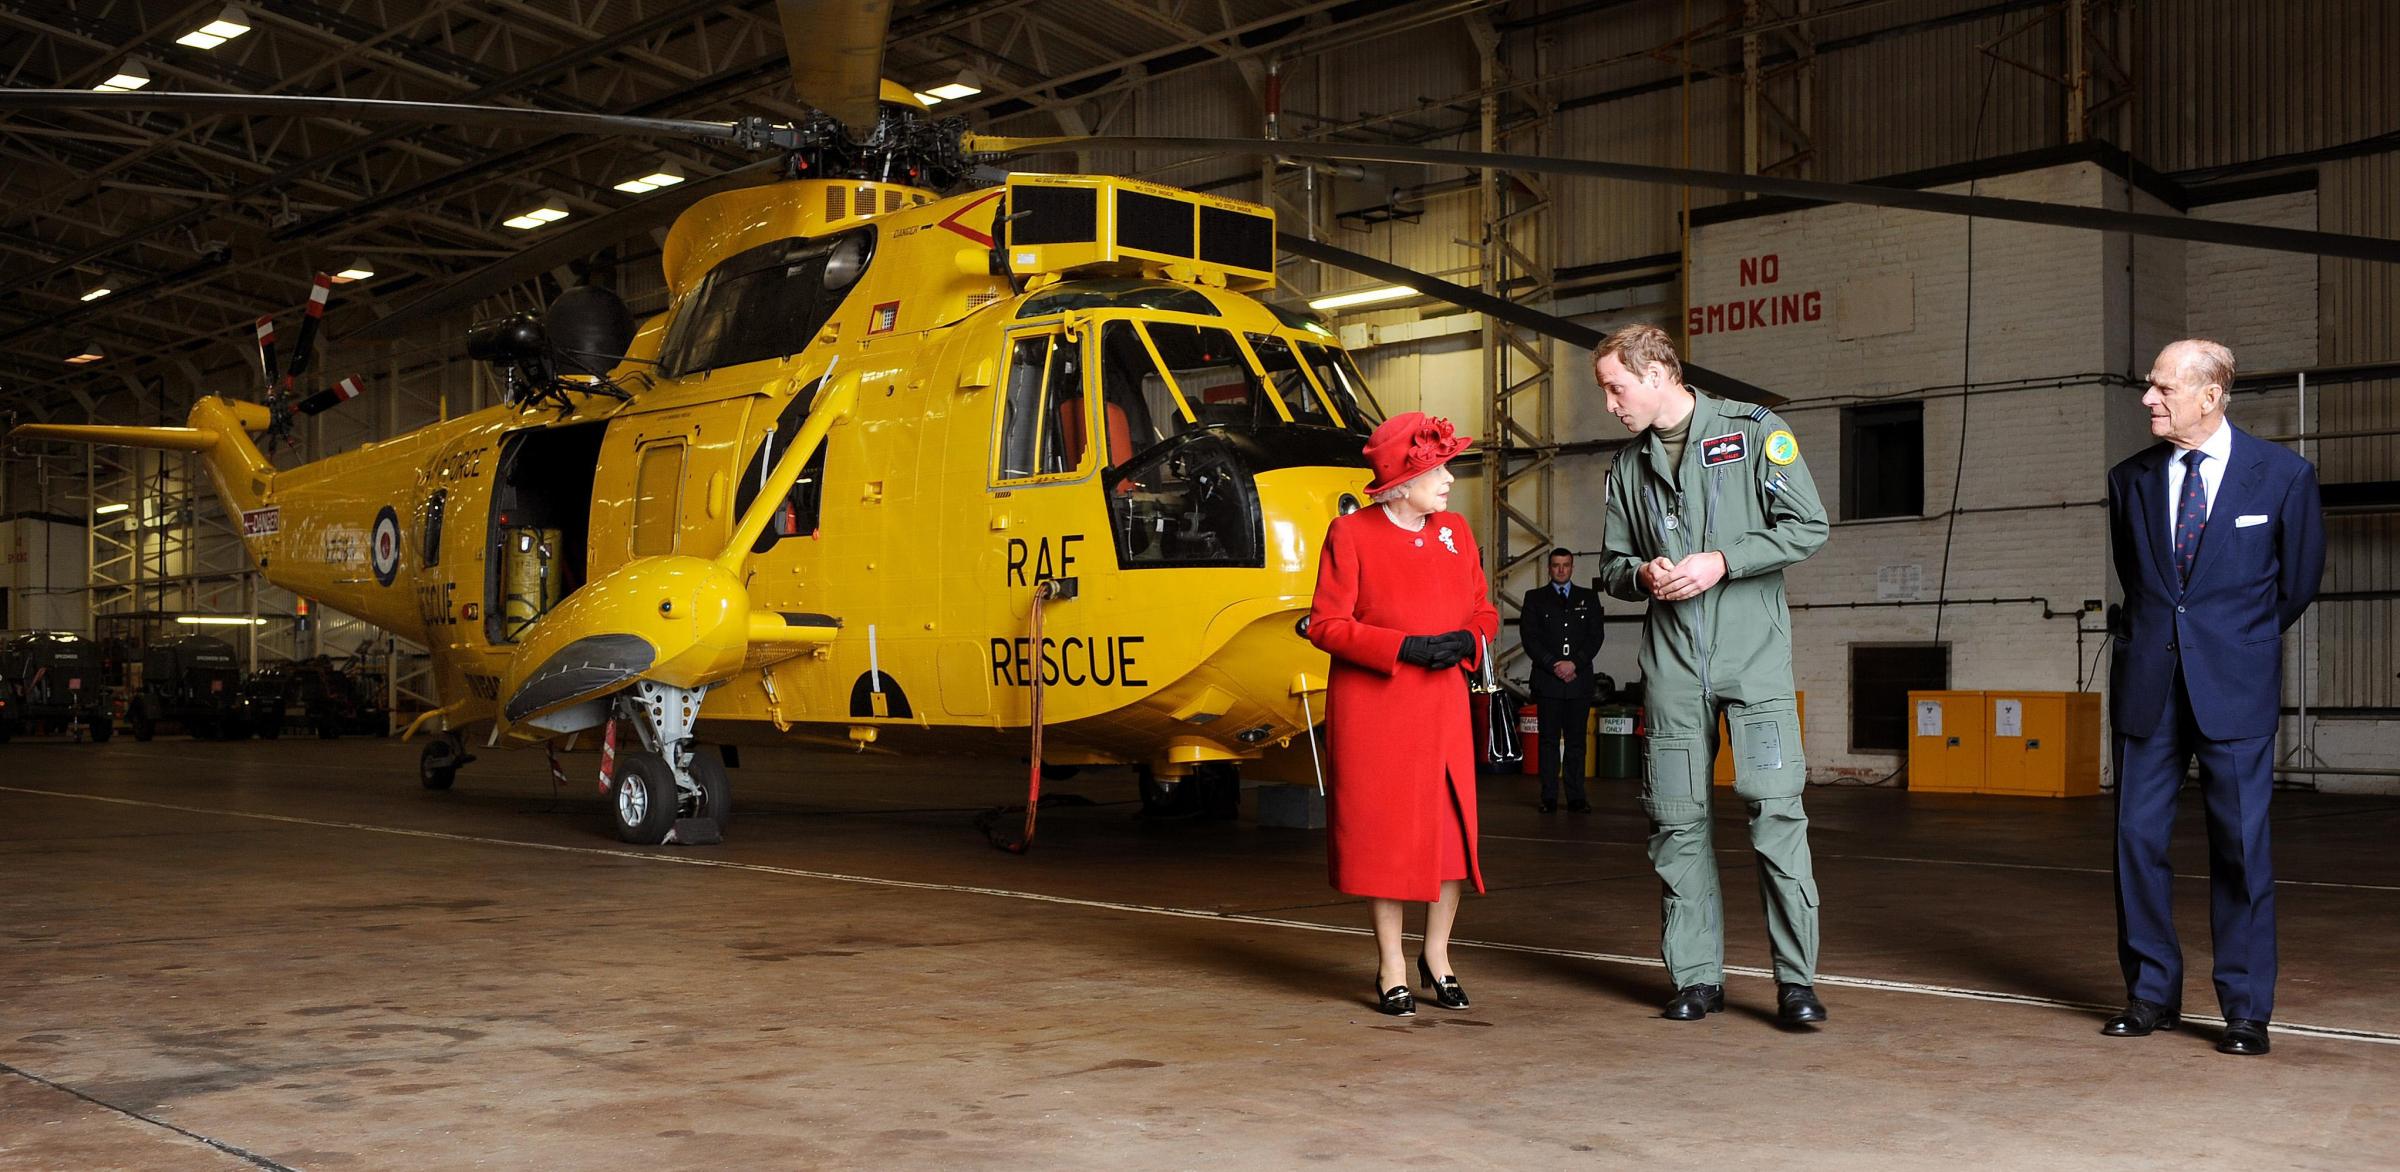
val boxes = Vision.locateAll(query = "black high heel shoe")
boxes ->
[1375,980,1416,1017]
[1417,955,1470,1010]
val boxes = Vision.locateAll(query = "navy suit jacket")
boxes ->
[2106,425,2324,741]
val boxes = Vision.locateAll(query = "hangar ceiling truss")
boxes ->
[0,0,1473,417]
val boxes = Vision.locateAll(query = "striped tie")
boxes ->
[2173,449,2208,586]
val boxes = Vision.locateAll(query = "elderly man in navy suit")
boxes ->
[2102,338,2324,1056]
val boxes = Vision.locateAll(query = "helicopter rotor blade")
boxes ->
[346,157,786,342]
[283,273,334,387]
[1281,232,1784,408]
[778,0,893,130]
[295,375,367,417]
[986,134,2400,264]
[253,317,278,397]
[0,89,765,145]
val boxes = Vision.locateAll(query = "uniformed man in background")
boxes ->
[1592,324,1831,1026]
[1520,547,1606,813]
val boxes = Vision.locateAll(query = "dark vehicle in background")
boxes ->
[245,656,384,739]
[129,636,248,740]
[0,631,114,742]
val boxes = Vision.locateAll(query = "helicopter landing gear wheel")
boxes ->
[419,733,473,791]
[613,681,726,843]
[684,746,734,835]
[610,750,680,844]
[1138,762,1242,820]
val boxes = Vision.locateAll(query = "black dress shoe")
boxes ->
[1417,955,1469,1010]
[1537,800,1558,814]
[1777,983,1828,1025]
[2217,1019,2270,1056]
[2100,999,2181,1037]
[1375,982,1415,1017]
[1567,799,1592,813]
[1662,983,1724,1020]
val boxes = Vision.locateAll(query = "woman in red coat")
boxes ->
[1307,412,1499,1017]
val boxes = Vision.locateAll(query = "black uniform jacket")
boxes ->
[1519,582,1605,701]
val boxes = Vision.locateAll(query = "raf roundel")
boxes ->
[1765,429,1800,466]
[370,505,403,587]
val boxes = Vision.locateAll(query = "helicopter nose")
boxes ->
[499,555,751,731]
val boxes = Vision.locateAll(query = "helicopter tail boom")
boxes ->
[12,398,276,518]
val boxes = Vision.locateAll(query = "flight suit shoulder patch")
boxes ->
[1765,429,1799,465]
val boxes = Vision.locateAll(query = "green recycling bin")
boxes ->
[1588,704,1642,779]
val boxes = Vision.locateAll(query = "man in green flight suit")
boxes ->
[1592,324,1831,1026]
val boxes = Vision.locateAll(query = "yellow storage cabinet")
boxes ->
[1907,690,1987,793]
[1981,691,2103,798]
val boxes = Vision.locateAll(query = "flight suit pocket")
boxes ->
[1729,697,1805,801]
[1642,735,1710,824]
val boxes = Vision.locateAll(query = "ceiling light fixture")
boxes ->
[1307,285,1418,311]
[502,196,572,230]
[93,59,150,92]
[93,502,132,516]
[331,258,376,283]
[176,6,253,50]
[66,341,105,365]
[79,272,119,302]
[174,615,268,626]
[613,162,685,194]
[914,70,983,104]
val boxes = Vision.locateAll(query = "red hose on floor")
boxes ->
[992,578,1062,854]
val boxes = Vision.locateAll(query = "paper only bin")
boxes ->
[1586,705,1642,779]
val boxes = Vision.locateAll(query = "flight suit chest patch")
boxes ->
[1701,432,1748,466]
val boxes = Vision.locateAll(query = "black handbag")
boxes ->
[1471,635,1521,766]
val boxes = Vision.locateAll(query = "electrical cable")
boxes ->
[1930,50,2005,651]
[1872,48,2004,790]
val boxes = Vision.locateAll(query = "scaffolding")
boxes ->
[1473,15,1559,682]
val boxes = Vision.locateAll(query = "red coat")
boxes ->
[1307,507,1499,901]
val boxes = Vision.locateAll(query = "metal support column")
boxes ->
[1742,0,1817,180]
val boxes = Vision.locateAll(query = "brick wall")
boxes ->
[1673,164,2363,787]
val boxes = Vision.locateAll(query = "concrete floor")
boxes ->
[2,738,2396,1171]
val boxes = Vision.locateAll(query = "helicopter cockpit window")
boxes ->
[1294,340,1382,432]
[996,334,1089,483]
[1245,333,1349,430]
[661,227,875,378]
[1016,279,1220,319]
[1096,322,1196,459]
[1142,323,1285,430]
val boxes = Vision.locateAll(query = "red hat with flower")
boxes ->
[1362,411,1474,496]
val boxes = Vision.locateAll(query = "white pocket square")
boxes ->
[2235,514,2269,528]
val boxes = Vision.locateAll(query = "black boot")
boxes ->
[1777,983,1828,1025]
[1662,983,1724,1020]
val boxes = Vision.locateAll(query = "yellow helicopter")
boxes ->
[15,152,1388,845]
[13,2,2388,847]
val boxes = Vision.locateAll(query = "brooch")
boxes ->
[1438,526,1457,554]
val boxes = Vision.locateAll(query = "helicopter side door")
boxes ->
[963,322,1124,722]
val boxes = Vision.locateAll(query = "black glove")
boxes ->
[1398,635,1445,668]
[1402,630,1474,670]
